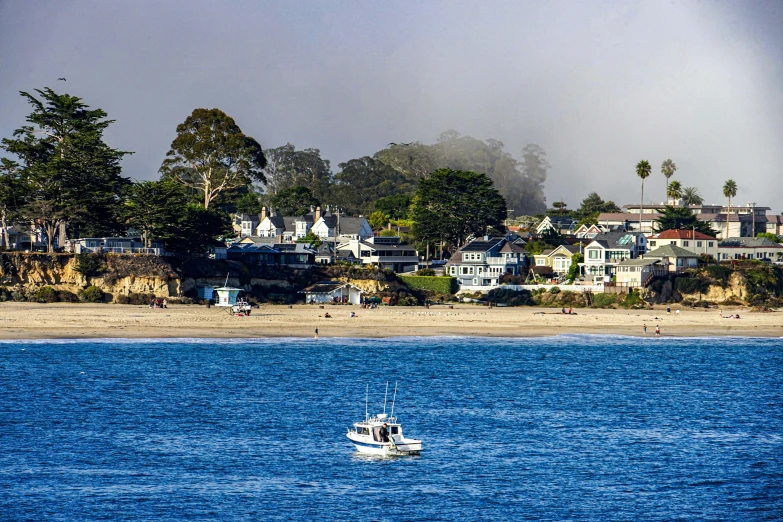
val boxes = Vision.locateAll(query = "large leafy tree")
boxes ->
[722,179,738,238]
[654,205,715,235]
[165,205,233,255]
[0,160,25,249]
[1,88,131,251]
[332,157,412,215]
[412,168,506,249]
[682,186,704,206]
[635,160,652,232]
[661,159,677,202]
[270,186,320,216]
[124,179,188,248]
[373,193,411,220]
[573,192,620,224]
[262,144,332,200]
[160,108,266,209]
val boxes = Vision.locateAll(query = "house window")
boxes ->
[588,249,600,260]
[536,259,545,266]
[649,241,656,247]
[734,254,740,260]
[696,241,702,247]
[683,241,689,247]
[708,242,714,247]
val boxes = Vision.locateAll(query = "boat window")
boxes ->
[357,427,370,435]
[391,426,399,435]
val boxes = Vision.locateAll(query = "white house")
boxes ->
[717,237,783,262]
[615,258,666,288]
[582,231,647,280]
[310,215,373,241]
[536,216,578,235]
[642,244,699,273]
[337,237,418,273]
[301,281,364,305]
[596,212,661,234]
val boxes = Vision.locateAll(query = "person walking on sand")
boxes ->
[643,323,647,335]
[314,328,318,340]
[655,325,660,336]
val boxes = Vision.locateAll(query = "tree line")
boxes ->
[1,88,528,255]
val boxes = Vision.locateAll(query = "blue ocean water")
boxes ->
[0,335,781,521]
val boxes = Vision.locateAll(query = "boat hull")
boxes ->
[347,433,422,455]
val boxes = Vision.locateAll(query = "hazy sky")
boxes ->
[1,0,782,212]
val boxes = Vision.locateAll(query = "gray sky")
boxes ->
[1,0,782,213]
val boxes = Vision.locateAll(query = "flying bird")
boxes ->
[388,142,413,147]
[57,77,66,81]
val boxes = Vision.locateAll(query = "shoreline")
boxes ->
[1,302,781,340]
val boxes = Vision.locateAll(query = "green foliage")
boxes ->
[654,206,716,235]
[412,168,506,248]
[270,186,319,216]
[619,290,646,309]
[78,285,104,303]
[262,144,332,201]
[667,180,682,201]
[566,253,583,283]
[702,264,732,287]
[399,275,458,295]
[485,287,535,306]
[674,276,711,295]
[166,204,233,255]
[682,186,704,206]
[591,293,618,308]
[573,192,620,224]
[524,239,554,255]
[233,192,262,215]
[74,252,102,276]
[33,286,58,303]
[115,292,156,305]
[374,194,411,220]
[332,157,413,215]
[549,286,561,294]
[296,232,322,248]
[416,268,436,276]
[124,179,189,247]
[160,108,266,208]
[368,211,389,231]
[1,88,132,250]
[378,229,399,237]
[756,232,782,243]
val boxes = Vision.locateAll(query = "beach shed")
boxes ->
[215,286,243,307]
[195,284,216,301]
[301,281,365,305]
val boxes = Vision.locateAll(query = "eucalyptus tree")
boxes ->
[667,180,683,205]
[635,160,652,232]
[722,179,738,238]
[661,159,677,202]
[160,108,266,209]
[1,88,131,250]
[681,186,704,206]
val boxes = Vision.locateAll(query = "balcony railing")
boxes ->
[83,246,162,255]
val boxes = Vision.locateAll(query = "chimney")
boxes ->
[278,234,283,244]
[260,206,267,221]
[315,206,321,222]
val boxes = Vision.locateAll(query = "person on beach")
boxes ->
[568,307,573,315]
[655,325,660,336]
[643,324,647,335]
[162,298,168,309]
[314,328,318,340]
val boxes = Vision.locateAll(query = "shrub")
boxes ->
[57,290,78,303]
[116,292,156,305]
[11,290,26,302]
[619,290,645,309]
[34,286,58,303]
[399,275,458,295]
[485,287,535,306]
[0,287,8,302]
[702,265,731,287]
[591,293,617,308]
[499,273,523,285]
[78,286,105,303]
[416,268,436,276]
[674,276,711,295]
[549,286,561,294]
[74,252,102,277]
[397,296,420,306]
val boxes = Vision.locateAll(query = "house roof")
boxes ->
[498,242,526,254]
[718,237,783,248]
[618,258,661,266]
[652,229,716,240]
[300,281,363,294]
[597,212,661,222]
[459,238,505,252]
[644,244,699,258]
[699,213,748,222]
[588,231,644,249]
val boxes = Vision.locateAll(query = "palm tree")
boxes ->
[661,159,677,203]
[636,160,652,232]
[667,180,682,205]
[722,179,738,239]
[681,186,704,206]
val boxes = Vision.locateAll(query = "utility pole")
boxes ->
[750,202,756,237]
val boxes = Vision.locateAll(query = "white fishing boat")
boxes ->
[346,383,422,456]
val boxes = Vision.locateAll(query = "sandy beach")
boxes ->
[0,302,780,339]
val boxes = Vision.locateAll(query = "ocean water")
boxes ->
[0,335,781,521]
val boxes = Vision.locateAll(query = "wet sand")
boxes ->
[0,302,780,340]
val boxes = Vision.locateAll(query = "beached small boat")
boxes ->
[346,383,422,456]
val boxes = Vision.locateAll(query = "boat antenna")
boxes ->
[383,382,389,415]
[390,382,398,420]
[365,383,369,422]
[224,273,229,287]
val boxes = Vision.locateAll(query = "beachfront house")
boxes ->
[446,237,527,288]
[536,216,578,236]
[581,231,647,280]
[533,245,581,276]
[642,244,698,273]
[647,230,718,259]
[622,202,770,238]
[717,237,783,262]
[227,242,316,267]
[301,280,365,305]
[67,237,164,255]
[310,214,373,241]
[614,258,667,288]
[336,236,418,273]
[574,224,606,239]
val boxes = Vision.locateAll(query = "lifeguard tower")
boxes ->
[215,285,242,307]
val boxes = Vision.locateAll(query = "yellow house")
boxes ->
[533,245,581,275]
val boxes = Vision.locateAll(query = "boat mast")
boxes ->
[390,382,398,420]
[365,383,369,422]
[383,382,389,415]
